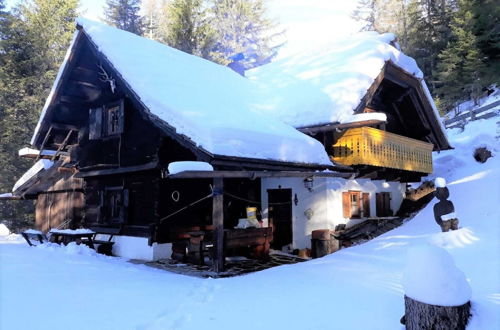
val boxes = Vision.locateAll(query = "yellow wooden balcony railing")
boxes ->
[331,127,434,173]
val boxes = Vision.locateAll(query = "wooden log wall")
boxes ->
[35,174,84,232]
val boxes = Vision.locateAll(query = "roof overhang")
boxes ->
[168,170,354,180]
[296,61,452,151]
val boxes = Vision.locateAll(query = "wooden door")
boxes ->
[376,192,392,217]
[268,189,292,249]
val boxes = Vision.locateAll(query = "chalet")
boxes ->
[4,19,450,271]
[248,32,450,246]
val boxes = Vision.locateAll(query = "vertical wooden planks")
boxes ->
[212,177,224,273]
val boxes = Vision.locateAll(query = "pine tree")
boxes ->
[142,0,166,40]
[472,0,500,88]
[436,0,487,109]
[0,0,79,230]
[352,0,376,31]
[161,0,279,70]
[104,0,143,35]
[162,0,214,56]
[209,0,279,69]
[404,0,455,93]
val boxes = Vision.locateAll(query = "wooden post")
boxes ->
[212,177,224,273]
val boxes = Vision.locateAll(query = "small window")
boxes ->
[343,191,370,218]
[103,187,128,224]
[106,104,123,136]
[350,192,361,218]
[88,100,124,139]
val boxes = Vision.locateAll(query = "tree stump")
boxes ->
[473,147,492,163]
[403,295,471,330]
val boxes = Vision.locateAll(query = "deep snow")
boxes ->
[1,118,499,329]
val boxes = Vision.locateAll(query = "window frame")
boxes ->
[88,99,124,140]
[102,186,128,224]
[105,100,124,136]
[343,190,370,219]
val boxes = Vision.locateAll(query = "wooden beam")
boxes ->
[168,170,354,180]
[75,161,158,178]
[59,95,90,104]
[212,177,224,273]
[354,67,386,113]
[298,119,386,134]
[50,122,80,131]
[36,126,53,161]
[51,130,74,161]
[211,155,347,172]
[69,79,101,90]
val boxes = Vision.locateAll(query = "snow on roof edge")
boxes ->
[12,160,54,193]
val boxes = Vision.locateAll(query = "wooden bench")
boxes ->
[88,226,122,256]
[21,230,48,246]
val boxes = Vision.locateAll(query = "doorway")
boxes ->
[267,189,292,249]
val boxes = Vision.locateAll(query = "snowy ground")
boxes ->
[1,117,499,330]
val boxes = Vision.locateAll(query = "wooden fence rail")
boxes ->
[444,99,500,128]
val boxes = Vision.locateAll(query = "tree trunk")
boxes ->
[403,295,471,330]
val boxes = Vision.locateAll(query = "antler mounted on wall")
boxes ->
[97,63,116,94]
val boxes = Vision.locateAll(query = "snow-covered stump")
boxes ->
[402,245,471,330]
[403,295,470,330]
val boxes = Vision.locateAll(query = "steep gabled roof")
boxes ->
[247,32,449,149]
[31,18,333,168]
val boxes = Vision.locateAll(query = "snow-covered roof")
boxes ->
[32,18,333,167]
[12,160,54,193]
[247,32,443,130]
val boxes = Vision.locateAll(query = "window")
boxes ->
[106,104,123,135]
[343,191,370,218]
[89,100,124,140]
[101,187,128,224]
[350,192,361,218]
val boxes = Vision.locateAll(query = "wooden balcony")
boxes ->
[331,127,434,174]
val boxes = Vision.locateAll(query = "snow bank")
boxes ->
[36,241,98,257]
[49,229,95,235]
[23,229,43,235]
[0,224,10,236]
[36,18,332,166]
[168,161,213,175]
[12,159,53,192]
[403,245,471,306]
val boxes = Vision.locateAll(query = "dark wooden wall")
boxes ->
[35,175,84,233]
[83,171,159,237]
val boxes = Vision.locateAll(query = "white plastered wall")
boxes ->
[95,234,172,261]
[261,177,405,250]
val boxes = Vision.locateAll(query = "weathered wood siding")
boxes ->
[35,175,84,232]
[83,171,160,237]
